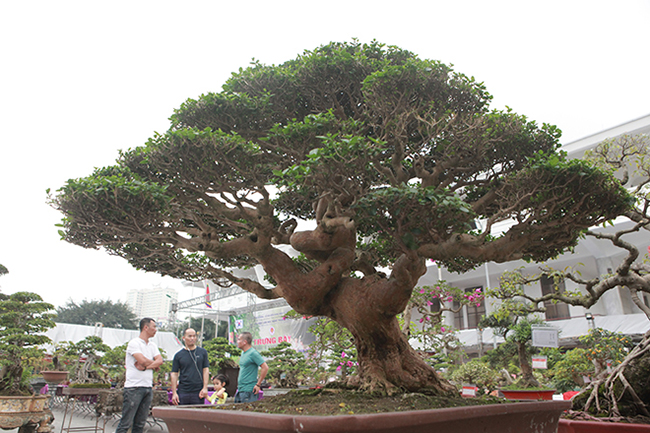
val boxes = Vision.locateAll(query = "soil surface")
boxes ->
[213,388,505,416]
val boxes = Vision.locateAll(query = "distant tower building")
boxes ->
[126,286,178,324]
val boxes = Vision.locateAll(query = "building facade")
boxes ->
[412,114,650,353]
[126,286,178,324]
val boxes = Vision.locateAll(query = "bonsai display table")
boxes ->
[60,388,109,433]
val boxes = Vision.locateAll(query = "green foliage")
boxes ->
[0,292,56,395]
[203,337,241,375]
[546,348,592,392]
[579,327,633,367]
[482,341,520,373]
[448,360,499,394]
[260,342,309,387]
[55,299,138,329]
[101,343,127,380]
[50,39,631,282]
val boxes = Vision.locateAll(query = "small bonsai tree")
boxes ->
[480,304,547,389]
[0,292,56,396]
[67,336,111,385]
[203,337,241,376]
[260,342,308,388]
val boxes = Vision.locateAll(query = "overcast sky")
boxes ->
[1,1,649,309]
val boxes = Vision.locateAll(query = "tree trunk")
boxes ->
[259,229,455,394]
[326,274,456,395]
[517,342,539,388]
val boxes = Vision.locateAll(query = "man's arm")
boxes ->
[199,367,210,399]
[133,353,163,371]
[253,362,269,395]
[170,372,180,405]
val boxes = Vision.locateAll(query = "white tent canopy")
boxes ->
[44,323,183,360]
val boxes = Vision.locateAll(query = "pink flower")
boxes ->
[426,300,433,306]
[447,296,453,302]
[341,352,346,358]
[419,318,424,323]
[347,361,354,367]
[441,327,445,332]
[336,365,342,372]
[419,288,425,294]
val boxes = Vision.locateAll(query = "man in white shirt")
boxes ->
[115,318,163,433]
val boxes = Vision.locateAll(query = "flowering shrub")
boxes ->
[408,282,484,365]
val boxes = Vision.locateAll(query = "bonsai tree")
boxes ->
[50,41,631,394]
[100,343,127,385]
[0,292,56,395]
[203,337,241,376]
[260,341,308,387]
[66,336,111,385]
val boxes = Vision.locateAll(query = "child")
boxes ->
[207,374,229,405]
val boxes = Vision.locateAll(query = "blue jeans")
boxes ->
[234,390,257,403]
[115,387,153,433]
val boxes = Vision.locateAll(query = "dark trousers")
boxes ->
[179,392,204,405]
[115,387,153,433]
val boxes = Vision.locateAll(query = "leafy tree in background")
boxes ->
[174,317,218,341]
[55,299,137,329]
[51,41,631,394]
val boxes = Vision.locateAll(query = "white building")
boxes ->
[413,113,650,353]
[126,286,178,324]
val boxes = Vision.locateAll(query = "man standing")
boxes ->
[235,332,269,403]
[115,318,163,433]
[170,328,210,405]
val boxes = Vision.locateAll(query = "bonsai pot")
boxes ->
[153,400,571,433]
[557,419,650,432]
[0,395,53,432]
[40,370,69,384]
[500,389,556,401]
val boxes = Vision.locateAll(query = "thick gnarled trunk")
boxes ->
[329,276,456,394]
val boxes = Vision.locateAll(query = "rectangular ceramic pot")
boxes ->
[153,400,571,433]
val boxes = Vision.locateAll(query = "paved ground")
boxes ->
[4,402,168,433]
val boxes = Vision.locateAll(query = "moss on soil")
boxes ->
[212,388,506,416]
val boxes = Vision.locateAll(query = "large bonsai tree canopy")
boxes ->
[51,41,631,394]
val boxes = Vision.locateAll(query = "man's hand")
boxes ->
[171,391,179,405]
[253,384,260,395]
[134,361,146,371]
[199,387,208,399]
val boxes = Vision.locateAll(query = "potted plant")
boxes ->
[54,41,618,431]
[0,290,56,432]
[40,341,73,384]
[66,336,111,387]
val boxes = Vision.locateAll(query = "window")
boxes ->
[429,297,441,313]
[452,286,485,330]
[540,275,570,320]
